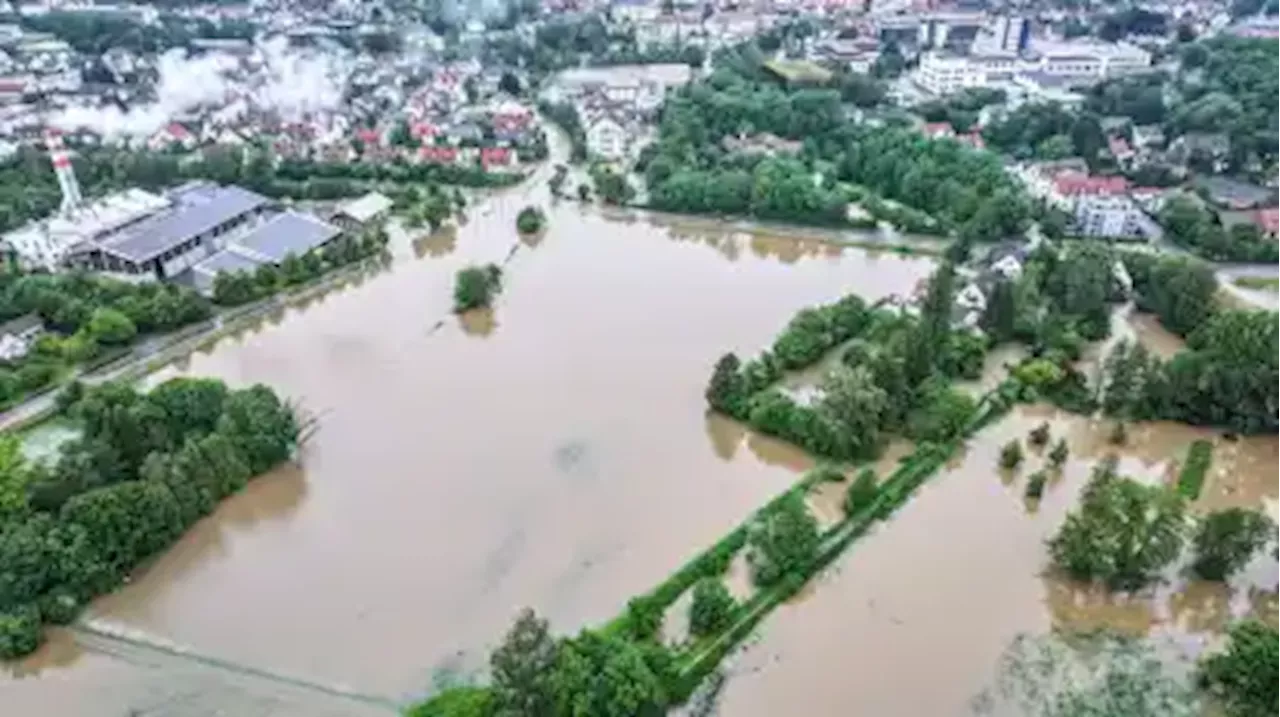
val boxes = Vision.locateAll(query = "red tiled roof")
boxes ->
[412,122,438,138]
[355,128,380,144]
[956,131,985,150]
[1253,208,1279,235]
[1052,172,1128,197]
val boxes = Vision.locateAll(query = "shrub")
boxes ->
[999,440,1024,469]
[843,467,879,517]
[1048,438,1069,467]
[624,596,663,640]
[516,205,545,234]
[688,579,736,638]
[1025,470,1048,500]
[1176,440,1212,500]
[1199,620,1278,717]
[1028,422,1051,447]
[1048,460,1186,589]
[453,264,503,312]
[1190,508,1274,581]
[0,605,41,659]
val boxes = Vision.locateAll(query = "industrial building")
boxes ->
[1,129,345,292]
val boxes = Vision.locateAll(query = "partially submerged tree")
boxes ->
[1190,508,1275,582]
[688,578,736,638]
[454,264,503,312]
[1048,459,1186,589]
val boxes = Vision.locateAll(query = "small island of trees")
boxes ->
[453,264,503,312]
[516,205,546,234]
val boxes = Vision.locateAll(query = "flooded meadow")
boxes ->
[2,173,938,713]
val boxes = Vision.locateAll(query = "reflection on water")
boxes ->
[413,226,458,259]
[713,403,1277,717]
[457,307,498,338]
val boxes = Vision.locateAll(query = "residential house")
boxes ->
[147,123,196,152]
[1131,124,1165,151]
[0,313,42,362]
[586,115,627,162]
[419,145,460,165]
[331,191,393,231]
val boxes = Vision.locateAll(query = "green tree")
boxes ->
[843,467,878,517]
[516,206,545,234]
[817,364,888,458]
[1190,508,1274,581]
[747,493,820,587]
[549,631,668,717]
[1028,422,1051,447]
[86,307,137,345]
[0,604,40,659]
[1049,438,1069,467]
[453,264,503,312]
[688,578,735,637]
[999,440,1024,469]
[1199,620,1278,717]
[1048,460,1186,589]
[491,608,559,717]
[705,353,745,416]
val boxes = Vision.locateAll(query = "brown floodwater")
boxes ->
[1,151,937,713]
[713,383,1278,717]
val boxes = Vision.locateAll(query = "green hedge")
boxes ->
[1176,440,1213,500]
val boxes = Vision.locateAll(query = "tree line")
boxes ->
[1101,253,1277,434]
[1158,195,1278,263]
[0,378,299,658]
[0,271,212,408]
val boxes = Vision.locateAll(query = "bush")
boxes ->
[1190,508,1274,581]
[1048,460,1186,589]
[1199,620,1278,717]
[1025,470,1048,499]
[0,605,41,659]
[843,467,879,517]
[86,307,137,345]
[688,579,736,638]
[516,205,545,234]
[453,264,503,312]
[1048,438,1069,467]
[999,440,1024,469]
[1176,439,1212,500]
[1028,422,1051,447]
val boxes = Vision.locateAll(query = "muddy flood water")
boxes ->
[2,165,940,713]
[713,387,1278,717]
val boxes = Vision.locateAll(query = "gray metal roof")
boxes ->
[187,248,266,294]
[236,211,341,263]
[95,185,270,264]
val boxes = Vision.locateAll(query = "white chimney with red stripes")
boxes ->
[44,128,83,214]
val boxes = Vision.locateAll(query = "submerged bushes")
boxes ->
[0,378,299,658]
[453,264,503,312]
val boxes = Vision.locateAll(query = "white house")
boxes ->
[0,313,43,362]
[586,116,627,162]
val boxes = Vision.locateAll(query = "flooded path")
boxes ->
[2,144,937,712]
[712,391,1278,717]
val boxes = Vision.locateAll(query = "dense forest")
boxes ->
[0,378,299,657]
